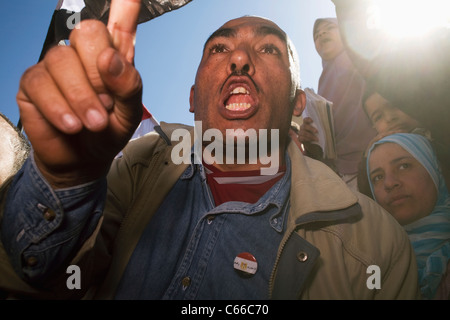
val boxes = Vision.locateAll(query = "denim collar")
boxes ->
[180,148,291,233]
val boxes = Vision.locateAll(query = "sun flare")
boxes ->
[367,0,450,38]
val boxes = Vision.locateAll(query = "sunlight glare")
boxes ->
[367,0,450,38]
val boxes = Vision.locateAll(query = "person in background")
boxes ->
[357,81,450,197]
[297,17,376,191]
[332,0,450,156]
[0,4,420,299]
[0,113,30,187]
[367,133,450,299]
[364,92,422,137]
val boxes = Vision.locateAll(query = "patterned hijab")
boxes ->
[366,133,450,299]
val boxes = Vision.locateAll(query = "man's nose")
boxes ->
[228,48,254,75]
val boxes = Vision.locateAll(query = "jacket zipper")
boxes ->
[268,225,295,299]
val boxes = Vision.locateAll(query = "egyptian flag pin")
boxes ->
[234,252,258,277]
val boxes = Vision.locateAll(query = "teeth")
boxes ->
[231,87,249,95]
[225,103,251,111]
[225,87,251,110]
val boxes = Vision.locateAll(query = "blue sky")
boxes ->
[0,0,336,128]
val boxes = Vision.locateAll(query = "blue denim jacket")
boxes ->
[2,152,291,299]
[1,155,106,283]
[115,156,291,299]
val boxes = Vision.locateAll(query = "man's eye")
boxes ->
[260,44,280,55]
[210,44,228,54]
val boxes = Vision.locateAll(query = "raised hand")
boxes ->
[16,0,143,188]
[108,0,141,63]
[298,117,319,143]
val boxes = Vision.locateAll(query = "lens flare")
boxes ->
[367,0,450,38]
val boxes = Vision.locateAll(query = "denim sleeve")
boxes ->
[1,155,106,284]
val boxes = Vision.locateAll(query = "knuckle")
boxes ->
[88,73,106,92]
[20,64,47,90]
[70,19,107,42]
[44,45,73,65]
[66,86,95,107]
[125,75,143,103]
[113,67,142,99]
[128,71,143,95]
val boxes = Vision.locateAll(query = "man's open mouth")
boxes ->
[225,86,252,111]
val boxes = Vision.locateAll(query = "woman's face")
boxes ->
[368,142,437,225]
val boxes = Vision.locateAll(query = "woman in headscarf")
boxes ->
[366,133,450,299]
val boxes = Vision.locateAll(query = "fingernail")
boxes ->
[109,52,124,77]
[62,114,81,131]
[98,93,114,110]
[86,109,106,129]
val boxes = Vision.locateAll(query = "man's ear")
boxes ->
[189,85,195,113]
[292,88,306,117]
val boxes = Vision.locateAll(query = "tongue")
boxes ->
[226,94,253,105]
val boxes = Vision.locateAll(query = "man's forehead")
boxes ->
[220,16,281,29]
[206,16,287,44]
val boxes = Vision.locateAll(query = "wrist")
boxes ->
[32,153,110,189]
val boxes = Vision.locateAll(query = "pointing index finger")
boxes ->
[107,0,141,63]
